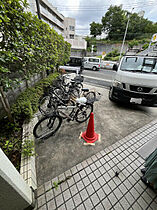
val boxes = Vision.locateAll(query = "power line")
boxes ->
[54,1,156,11]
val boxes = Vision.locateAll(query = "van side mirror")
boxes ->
[113,64,118,71]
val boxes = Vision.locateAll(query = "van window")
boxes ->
[121,57,157,73]
[89,58,100,63]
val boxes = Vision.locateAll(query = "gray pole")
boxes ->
[119,8,134,59]
[35,0,41,19]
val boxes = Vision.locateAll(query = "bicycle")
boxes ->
[33,97,93,140]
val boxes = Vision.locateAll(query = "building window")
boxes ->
[70,34,74,39]
[69,25,75,31]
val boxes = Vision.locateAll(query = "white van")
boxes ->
[109,54,157,106]
[83,57,101,71]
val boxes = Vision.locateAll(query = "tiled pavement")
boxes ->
[34,119,157,210]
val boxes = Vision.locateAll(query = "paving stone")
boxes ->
[79,170,86,179]
[47,199,56,210]
[93,169,101,178]
[76,203,85,210]
[103,163,111,171]
[44,181,52,192]
[71,166,78,175]
[38,204,47,210]
[90,193,100,206]
[82,176,90,187]
[45,189,54,202]
[99,166,106,175]
[101,197,112,209]
[86,184,95,196]
[137,196,150,209]
[37,194,46,208]
[88,173,96,182]
[119,197,130,209]
[86,157,93,165]
[141,191,153,204]
[107,179,116,191]
[118,184,128,195]
[76,180,84,191]
[76,163,83,171]
[80,189,88,201]
[67,177,75,187]
[113,187,123,200]
[65,198,75,210]
[130,187,140,200]
[123,179,132,190]
[95,202,104,210]
[53,185,62,197]
[56,194,64,207]
[97,176,106,187]
[84,198,93,210]
[57,204,66,210]
[73,193,82,207]
[92,180,101,191]
[125,192,135,205]
[99,158,106,165]
[90,163,97,171]
[60,181,69,192]
[103,172,111,182]
[73,173,81,183]
[113,202,123,210]
[108,192,118,206]
[63,189,71,201]
[81,160,88,168]
[95,160,101,168]
[85,166,92,174]
[69,184,78,196]
[91,154,98,161]
[102,184,111,195]
[37,185,45,197]
[97,188,106,201]
[149,201,157,209]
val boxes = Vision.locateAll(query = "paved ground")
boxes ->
[34,119,157,210]
[35,84,157,186]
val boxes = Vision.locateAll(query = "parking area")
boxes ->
[35,84,157,186]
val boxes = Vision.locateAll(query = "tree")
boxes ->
[101,6,126,40]
[90,22,102,37]
[0,0,71,121]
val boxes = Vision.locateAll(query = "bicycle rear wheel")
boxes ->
[39,95,56,116]
[75,104,93,123]
[33,116,62,139]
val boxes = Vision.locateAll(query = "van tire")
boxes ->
[92,66,97,71]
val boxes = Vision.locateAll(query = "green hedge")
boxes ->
[11,73,59,122]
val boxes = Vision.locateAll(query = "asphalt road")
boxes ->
[35,80,157,186]
[82,68,116,88]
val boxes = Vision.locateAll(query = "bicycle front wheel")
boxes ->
[85,91,96,103]
[33,116,62,139]
[75,104,93,123]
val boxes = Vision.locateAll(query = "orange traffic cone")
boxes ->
[81,112,99,143]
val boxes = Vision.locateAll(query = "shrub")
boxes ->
[104,49,120,60]
[11,72,59,123]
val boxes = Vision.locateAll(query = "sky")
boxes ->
[49,0,157,36]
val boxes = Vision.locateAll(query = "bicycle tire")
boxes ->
[33,115,62,139]
[39,95,56,116]
[85,91,96,103]
[75,103,93,123]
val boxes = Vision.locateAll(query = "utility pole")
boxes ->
[35,0,41,19]
[119,8,134,59]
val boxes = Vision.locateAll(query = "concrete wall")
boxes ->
[86,43,143,56]
[0,73,42,119]
[0,149,33,210]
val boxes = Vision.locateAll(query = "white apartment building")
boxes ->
[27,0,87,53]
[27,0,64,35]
